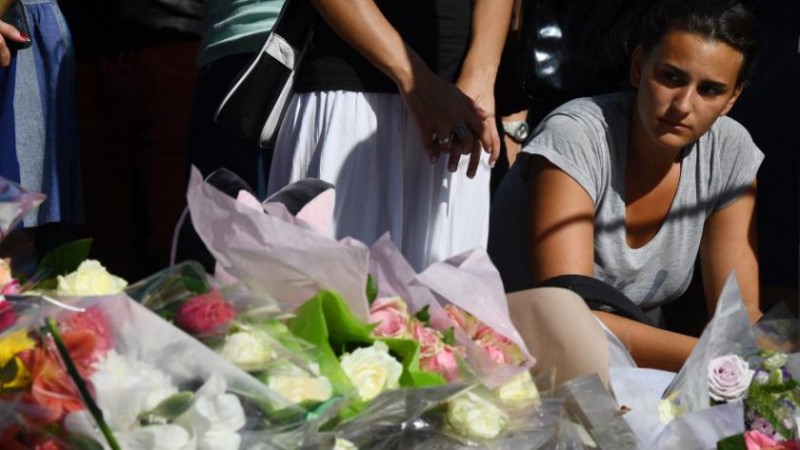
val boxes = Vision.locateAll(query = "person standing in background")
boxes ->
[187,0,284,195]
[59,0,202,281]
[0,0,82,261]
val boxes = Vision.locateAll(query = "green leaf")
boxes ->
[181,264,210,295]
[140,392,194,424]
[716,433,746,450]
[37,238,93,276]
[366,275,378,306]
[414,305,430,325]
[0,357,19,384]
[442,327,456,346]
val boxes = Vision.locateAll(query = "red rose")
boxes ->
[175,288,236,336]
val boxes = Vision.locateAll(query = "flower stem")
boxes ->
[45,317,120,450]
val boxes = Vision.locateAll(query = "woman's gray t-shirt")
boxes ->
[489,92,763,308]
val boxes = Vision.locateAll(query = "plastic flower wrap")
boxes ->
[0,294,311,449]
[0,176,45,243]
[127,261,338,414]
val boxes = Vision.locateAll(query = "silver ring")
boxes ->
[455,122,469,140]
[432,133,453,147]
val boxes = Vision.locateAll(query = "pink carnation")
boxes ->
[420,346,460,382]
[61,307,114,361]
[175,288,236,337]
[369,297,410,338]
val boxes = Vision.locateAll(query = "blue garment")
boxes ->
[0,0,81,227]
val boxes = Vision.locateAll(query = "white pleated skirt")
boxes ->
[267,91,491,272]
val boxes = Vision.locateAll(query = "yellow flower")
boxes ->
[0,329,35,388]
[56,260,128,296]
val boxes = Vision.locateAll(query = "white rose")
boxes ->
[218,330,275,372]
[708,354,754,402]
[447,391,508,440]
[174,373,245,450]
[333,438,358,450]
[494,370,540,407]
[267,363,333,404]
[339,341,402,401]
[56,259,128,296]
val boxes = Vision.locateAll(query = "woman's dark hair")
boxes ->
[637,0,760,85]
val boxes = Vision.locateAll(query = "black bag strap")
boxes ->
[537,274,656,327]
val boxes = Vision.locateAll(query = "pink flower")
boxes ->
[411,320,443,358]
[1,279,20,295]
[175,288,236,337]
[420,346,460,382]
[480,342,510,365]
[0,300,16,333]
[474,324,514,345]
[369,297,410,339]
[61,307,114,363]
[745,430,799,450]
[443,305,479,337]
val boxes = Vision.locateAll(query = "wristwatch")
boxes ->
[501,120,530,144]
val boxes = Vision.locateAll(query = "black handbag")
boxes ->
[517,0,657,103]
[214,0,315,149]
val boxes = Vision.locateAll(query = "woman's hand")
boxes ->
[457,73,502,168]
[0,19,29,67]
[400,67,494,179]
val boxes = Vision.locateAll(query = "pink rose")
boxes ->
[745,430,799,450]
[0,300,15,333]
[369,297,410,338]
[474,324,514,345]
[480,342,509,365]
[444,305,479,337]
[420,346,460,382]
[175,288,236,336]
[708,354,753,402]
[411,320,443,358]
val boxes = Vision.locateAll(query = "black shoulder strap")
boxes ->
[537,274,656,327]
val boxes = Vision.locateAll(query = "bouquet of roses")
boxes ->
[0,293,310,449]
[127,261,341,419]
[183,168,566,448]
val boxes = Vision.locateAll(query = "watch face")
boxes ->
[515,123,530,141]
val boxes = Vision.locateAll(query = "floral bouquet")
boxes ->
[0,293,309,449]
[183,168,562,448]
[713,351,800,449]
[126,261,343,423]
[612,274,799,449]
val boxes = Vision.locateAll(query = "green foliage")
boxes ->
[37,238,92,277]
[366,275,378,306]
[716,433,745,450]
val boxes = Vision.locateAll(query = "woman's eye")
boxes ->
[698,85,723,97]
[657,71,683,85]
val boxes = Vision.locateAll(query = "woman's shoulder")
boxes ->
[544,91,633,130]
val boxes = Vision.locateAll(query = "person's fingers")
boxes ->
[0,21,25,42]
[0,37,9,68]
[447,140,463,173]
[466,131,483,179]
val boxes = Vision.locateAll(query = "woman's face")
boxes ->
[631,30,744,152]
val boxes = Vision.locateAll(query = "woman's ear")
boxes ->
[720,85,744,116]
[630,45,644,88]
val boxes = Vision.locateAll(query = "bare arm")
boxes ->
[456,0,514,166]
[700,180,761,323]
[311,0,496,177]
[528,156,697,371]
